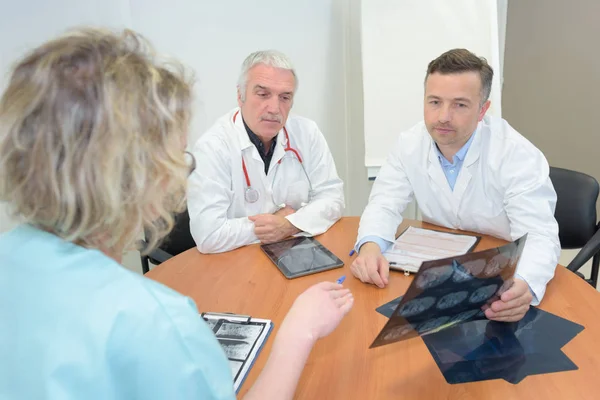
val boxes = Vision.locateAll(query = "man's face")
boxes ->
[424,71,490,152]
[238,64,295,141]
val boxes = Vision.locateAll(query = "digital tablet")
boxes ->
[260,237,344,279]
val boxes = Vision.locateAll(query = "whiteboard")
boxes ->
[361,0,503,169]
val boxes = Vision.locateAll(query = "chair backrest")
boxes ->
[550,166,599,249]
[154,209,196,258]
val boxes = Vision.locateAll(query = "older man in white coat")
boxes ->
[188,50,344,253]
[352,49,560,322]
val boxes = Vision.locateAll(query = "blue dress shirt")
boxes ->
[433,131,476,191]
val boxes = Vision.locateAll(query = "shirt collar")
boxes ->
[435,130,477,166]
[242,116,277,156]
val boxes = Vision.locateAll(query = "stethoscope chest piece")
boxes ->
[244,187,260,203]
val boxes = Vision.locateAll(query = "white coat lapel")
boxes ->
[452,164,472,202]
[269,128,287,172]
[427,142,455,204]
[257,127,286,202]
[453,125,482,201]
[236,112,264,166]
[233,109,256,154]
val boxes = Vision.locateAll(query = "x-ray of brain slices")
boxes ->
[458,258,487,278]
[397,296,436,317]
[451,261,474,283]
[417,316,451,334]
[415,265,454,290]
[437,291,469,310]
[469,284,499,304]
[483,252,510,277]
[447,309,480,324]
[383,323,415,341]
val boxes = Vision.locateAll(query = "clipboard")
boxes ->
[385,226,481,275]
[201,312,273,393]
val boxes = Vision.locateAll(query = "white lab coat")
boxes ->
[188,108,345,254]
[358,116,560,304]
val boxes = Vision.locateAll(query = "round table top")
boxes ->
[147,217,600,400]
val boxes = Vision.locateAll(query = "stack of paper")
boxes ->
[384,226,478,273]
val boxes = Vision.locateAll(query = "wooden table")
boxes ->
[147,217,600,399]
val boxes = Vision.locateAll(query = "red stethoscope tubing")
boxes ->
[234,110,302,188]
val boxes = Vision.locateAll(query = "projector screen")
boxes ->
[361,0,505,175]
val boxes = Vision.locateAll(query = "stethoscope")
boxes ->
[233,111,306,204]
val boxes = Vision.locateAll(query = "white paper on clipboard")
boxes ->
[384,226,479,274]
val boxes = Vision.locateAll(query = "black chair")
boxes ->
[549,166,600,287]
[140,209,196,274]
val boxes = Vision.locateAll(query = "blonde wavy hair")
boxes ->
[0,28,193,255]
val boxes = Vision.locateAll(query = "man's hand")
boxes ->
[485,278,533,322]
[273,205,295,218]
[249,213,301,243]
[350,242,389,288]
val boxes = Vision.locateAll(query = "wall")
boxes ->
[342,0,372,217]
[0,0,373,237]
[361,0,504,169]
[503,0,600,194]
[0,0,130,232]
[503,0,600,288]
[0,0,513,234]
[3,1,593,283]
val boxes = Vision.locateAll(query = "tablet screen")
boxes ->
[261,237,343,278]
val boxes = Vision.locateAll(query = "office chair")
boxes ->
[140,209,196,274]
[549,166,600,287]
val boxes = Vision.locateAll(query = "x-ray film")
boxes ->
[371,234,527,348]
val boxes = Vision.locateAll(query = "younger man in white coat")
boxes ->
[352,49,560,322]
[188,51,344,253]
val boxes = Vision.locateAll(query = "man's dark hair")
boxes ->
[425,48,494,105]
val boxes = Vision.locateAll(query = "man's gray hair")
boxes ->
[237,50,297,101]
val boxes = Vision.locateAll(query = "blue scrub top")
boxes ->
[0,225,236,400]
